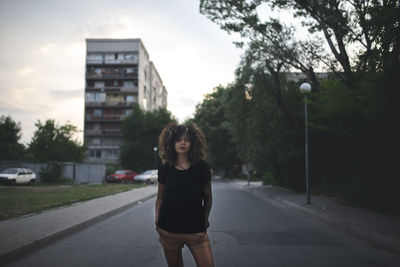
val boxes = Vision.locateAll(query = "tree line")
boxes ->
[1,106,176,170]
[0,116,86,163]
[191,0,399,214]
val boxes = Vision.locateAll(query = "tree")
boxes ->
[27,120,85,162]
[200,0,399,85]
[120,106,176,172]
[193,86,241,176]
[200,0,328,88]
[0,115,25,161]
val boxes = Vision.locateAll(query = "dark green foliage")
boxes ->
[26,120,86,163]
[120,106,176,172]
[199,0,400,215]
[309,74,399,213]
[0,115,25,161]
[39,162,63,183]
[193,86,241,177]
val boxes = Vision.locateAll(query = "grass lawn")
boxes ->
[0,183,145,221]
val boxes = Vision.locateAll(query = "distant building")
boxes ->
[84,39,168,163]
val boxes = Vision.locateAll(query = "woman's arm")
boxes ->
[155,183,164,225]
[203,181,213,228]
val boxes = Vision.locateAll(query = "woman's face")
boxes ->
[175,133,191,155]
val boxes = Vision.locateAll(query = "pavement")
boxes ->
[1,180,399,264]
[0,184,158,264]
[234,180,400,255]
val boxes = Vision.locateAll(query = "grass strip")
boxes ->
[0,183,145,221]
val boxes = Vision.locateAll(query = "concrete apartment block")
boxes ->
[84,39,167,164]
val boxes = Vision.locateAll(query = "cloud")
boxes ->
[49,89,83,100]
[33,43,56,55]
[0,99,30,115]
[18,67,35,75]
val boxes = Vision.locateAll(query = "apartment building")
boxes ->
[84,39,168,163]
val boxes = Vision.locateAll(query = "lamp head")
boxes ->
[300,82,312,93]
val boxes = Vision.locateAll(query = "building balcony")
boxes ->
[85,86,138,93]
[85,101,137,107]
[86,144,120,150]
[85,114,127,122]
[120,86,138,92]
[86,73,138,79]
[86,59,138,65]
[85,129,122,136]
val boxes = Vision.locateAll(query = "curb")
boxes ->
[0,191,157,265]
[240,184,400,255]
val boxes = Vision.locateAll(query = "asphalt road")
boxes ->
[6,181,400,267]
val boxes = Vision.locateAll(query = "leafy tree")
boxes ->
[200,0,399,85]
[198,0,400,214]
[120,106,176,172]
[0,115,25,161]
[193,86,241,176]
[27,120,85,162]
[200,0,329,88]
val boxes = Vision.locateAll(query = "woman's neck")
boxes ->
[175,154,190,170]
[176,154,189,165]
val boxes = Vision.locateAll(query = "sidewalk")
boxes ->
[0,185,158,263]
[235,180,400,254]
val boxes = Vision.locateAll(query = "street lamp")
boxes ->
[300,82,311,204]
[153,147,158,169]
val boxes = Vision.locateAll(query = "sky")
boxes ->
[0,0,244,145]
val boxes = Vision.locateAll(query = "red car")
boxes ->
[106,170,138,183]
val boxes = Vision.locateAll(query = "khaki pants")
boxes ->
[156,226,211,250]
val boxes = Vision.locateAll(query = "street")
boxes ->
[6,181,400,267]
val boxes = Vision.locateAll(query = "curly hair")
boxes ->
[158,122,207,165]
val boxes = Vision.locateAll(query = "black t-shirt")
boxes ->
[157,160,212,234]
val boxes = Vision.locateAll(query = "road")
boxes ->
[6,181,400,267]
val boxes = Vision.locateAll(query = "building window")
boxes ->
[92,139,101,144]
[114,53,118,60]
[86,93,105,102]
[106,149,119,160]
[89,150,102,159]
[124,54,138,61]
[94,81,105,88]
[126,95,134,102]
[93,109,102,116]
[123,81,134,88]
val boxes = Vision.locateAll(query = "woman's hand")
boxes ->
[205,218,210,229]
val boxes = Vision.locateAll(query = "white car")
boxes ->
[134,170,158,184]
[0,168,36,185]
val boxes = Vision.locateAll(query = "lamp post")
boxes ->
[300,82,311,204]
[153,147,158,169]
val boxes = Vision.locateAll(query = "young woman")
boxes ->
[155,123,215,267]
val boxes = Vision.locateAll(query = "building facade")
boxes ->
[84,39,168,163]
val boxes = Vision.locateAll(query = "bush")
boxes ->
[39,162,63,183]
[106,163,122,176]
[262,171,278,186]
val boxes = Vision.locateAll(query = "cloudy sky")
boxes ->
[0,0,244,144]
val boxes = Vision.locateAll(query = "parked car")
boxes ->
[134,170,158,184]
[105,170,138,183]
[0,168,36,185]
